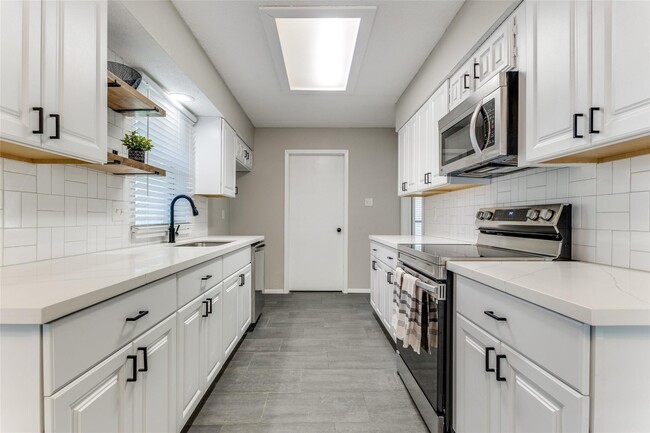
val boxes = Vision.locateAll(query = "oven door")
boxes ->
[395,265,446,419]
[439,87,504,176]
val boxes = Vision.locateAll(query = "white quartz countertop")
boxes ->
[0,236,263,325]
[448,261,650,326]
[369,235,469,249]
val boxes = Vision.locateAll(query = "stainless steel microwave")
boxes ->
[439,71,525,178]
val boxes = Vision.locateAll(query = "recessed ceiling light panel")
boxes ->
[276,17,360,91]
[260,6,376,93]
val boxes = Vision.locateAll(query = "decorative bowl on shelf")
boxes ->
[108,61,142,89]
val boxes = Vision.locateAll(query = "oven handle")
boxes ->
[416,279,447,301]
[469,103,486,156]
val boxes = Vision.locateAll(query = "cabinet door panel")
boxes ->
[223,274,239,359]
[0,0,42,147]
[132,315,176,433]
[42,0,107,163]
[455,314,501,433]
[524,0,591,163]
[500,344,589,433]
[475,20,512,90]
[176,297,205,429]
[45,344,133,433]
[239,265,252,335]
[417,98,433,191]
[591,0,650,145]
[370,258,379,312]
[428,83,449,185]
[221,120,237,197]
[407,118,418,192]
[397,127,408,196]
[449,61,473,111]
[205,284,223,386]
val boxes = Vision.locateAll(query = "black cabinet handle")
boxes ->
[372,248,378,252]
[573,113,584,138]
[387,272,394,284]
[239,274,245,287]
[126,310,149,322]
[201,275,213,281]
[473,62,480,79]
[463,73,470,90]
[337,228,342,233]
[372,260,377,270]
[235,186,239,196]
[127,355,138,382]
[484,310,507,321]
[206,297,213,314]
[202,300,210,317]
[589,107,600,134]
[137,347,148,372]
[485,347,495,372]
[49,114,60,139]
[32,107,44,134]
[496,354,507,382]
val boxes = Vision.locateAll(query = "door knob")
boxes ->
[337,228,342,233]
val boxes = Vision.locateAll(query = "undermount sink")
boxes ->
[175,241,233,247]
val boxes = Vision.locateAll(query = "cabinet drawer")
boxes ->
[455,275,590,394]
[223,247,251,278]
[178,257,223,307]
[370,242,397,268]
[43,276,176,396]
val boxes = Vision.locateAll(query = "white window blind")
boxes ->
[413,197,423,236]
[132,83,195,226]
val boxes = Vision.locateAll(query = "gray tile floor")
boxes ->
[189,292,429,433]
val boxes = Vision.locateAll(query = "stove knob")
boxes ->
[540,209,555,221]
[526,209,540,221]
[483,211,494,220]
[476,211,484,220]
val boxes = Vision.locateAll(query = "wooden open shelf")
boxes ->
[79,152,166,176]
[107,71,166,117]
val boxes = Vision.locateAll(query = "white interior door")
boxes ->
[285,151,347,292]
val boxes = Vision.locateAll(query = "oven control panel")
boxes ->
[475,204,568,226]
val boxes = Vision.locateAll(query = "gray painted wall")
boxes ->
[395,0,519,130]
[122,0,255,145]
[230,128,400,291]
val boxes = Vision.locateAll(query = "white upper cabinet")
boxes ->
[474,17,515,90]
[0,0,42,148]
[0,0,107,164]
[449,60,474,111]
[523,0,591,163]
[590,0,650,147]
[398,126,409,195]
[194,117,238,198]
[523,0,650,164]
[416,95,433,191]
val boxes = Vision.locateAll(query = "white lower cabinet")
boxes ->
[369,243,397,341]
[222,273,240,359]
[238,265,252,335]
[131,316,177,433]
[204,284,223,387]
[45,344,133,433]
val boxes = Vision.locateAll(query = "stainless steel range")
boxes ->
[395,203,572,433]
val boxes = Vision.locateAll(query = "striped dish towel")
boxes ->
[427,294,439,351]
[400,273,422,354]
[391,267,405,333]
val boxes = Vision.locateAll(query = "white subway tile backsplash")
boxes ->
[76,198,88,226]
[4,191,21,228]
[51,227,64,258]
[64,180,87,198]
[65,226,87,243]
[4,171,36,192]
[52,165,65,195]
[4,228,37,248]
[64,166,87,183]
[38,194,65,211]
[424,156,650,272]
[37,228,52,261]
[37,165,52,194]
[21,193,37,227]
[4,245,37,266]
[65,197,77,226]
[64,240,87,256]
[38,210,65,227]
[87,171,98,198]
[4,159,37,175]
[97,172,107,199]
[612,159,631,193]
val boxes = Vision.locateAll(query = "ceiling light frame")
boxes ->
[260,6,377,94]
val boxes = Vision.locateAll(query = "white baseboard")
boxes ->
[262,288,286,295]
[347,288,370,294]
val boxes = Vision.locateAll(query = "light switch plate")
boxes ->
[364,198,374,207]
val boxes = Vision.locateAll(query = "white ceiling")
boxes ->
[172,0,464,128]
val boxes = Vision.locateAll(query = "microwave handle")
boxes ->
[469,103,485,156]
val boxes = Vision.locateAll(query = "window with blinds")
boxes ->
[131,83,195,226]
[413,197,423,236]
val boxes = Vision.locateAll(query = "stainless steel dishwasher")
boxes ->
[251,241,265,324]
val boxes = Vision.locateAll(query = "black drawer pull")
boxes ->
[201,275,213,281]
[127,355,138,382]
[473,62,480,79]
[372,260,377,271]
[32,107,44,134]
[126,310,149,322]
[484,310,507,321]
[206,297,213,314]
[239,274,245,286]
[463,73,470,89]
[496,354,507,382]
[387,256,394,260]
[202,300,210,317]
[49,114,60,139]
[573,113,584,138]
[485,347,495,372]
[137,347,148,372]
[589,107,600,134]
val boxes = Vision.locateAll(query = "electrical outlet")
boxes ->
[112,202,125,222]
[364,198,374,207]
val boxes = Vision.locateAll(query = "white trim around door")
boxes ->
[284,149,349,294]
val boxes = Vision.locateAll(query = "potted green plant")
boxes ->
[121,131,153,163]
